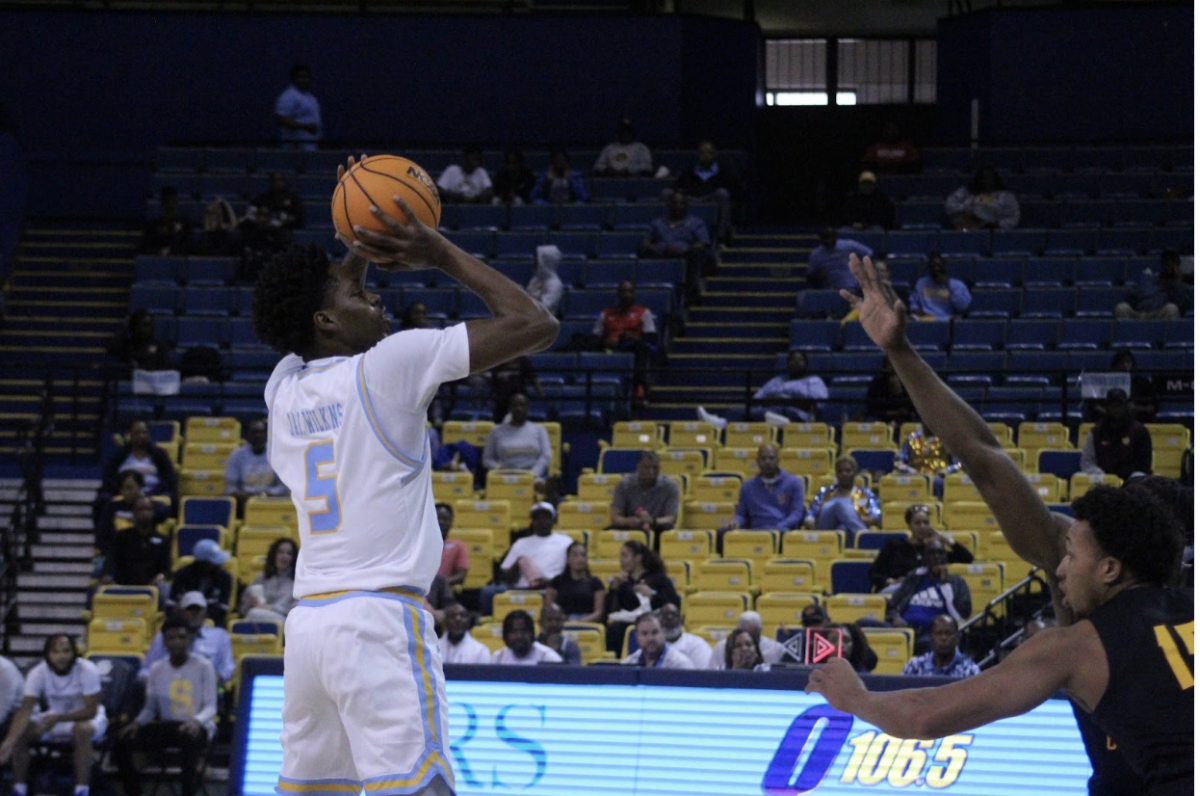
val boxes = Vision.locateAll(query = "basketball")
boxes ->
[331,155,442,243]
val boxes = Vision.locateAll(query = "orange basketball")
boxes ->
[331,155,442,243]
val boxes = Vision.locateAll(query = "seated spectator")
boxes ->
[100,419,178,510]
[438,603,493,665]
[1081,388,1153,481]
[525,244,564,315]
[593,118,654,176]
[673,140,741,244]
[829,623,877,673]
[699,349,829,427]
[274,64,321,150]
[530,149,588,205]
[895,422,961,498]
[868,504,972,594]
[141,595,235,684]
[608,451,680,538]
[436,147,494,204]
[114,614,218,796]
[604,540,680,653]
[944,166,1020,230]
[718,444,807,539]
[105,496,170,590]
[639,191,715,303]
[482,392,551,478]
[487,359,545,424]
[237,538,297,625]
[0,655,23,739]
[593,279,658,353]
[493,149,535,206]
[885,541,972,646]
[657,602,712,669]
[94,469,170,574]
[436,503,469,588]
[909,253,971,319]
[168,541,234,627]
[141,186,193,255]
[237,199,291,273]
[479,503,573,616]
[803,227,874,294]
[861,121,921,175]
[840,171,895,232]
[399,301,431,331]
[862,359,915,424]
[224,418,288,514]
[545,542,605,622]
[106,310,173,376]
[491,610,563,665]
[1114,248,1193,320]
[802,455,881,541]
[900,614,980,678]
[196,197,240,256]
[253,172,306,231]
[424,573,454,631]
[536,603,581,665]
[708,611,785,669]
[621,611,694,669]
[0,634,107,796]
[1090,349,1159,423]
[724,627,765,671]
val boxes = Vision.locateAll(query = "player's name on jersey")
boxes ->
[285,403,346,437]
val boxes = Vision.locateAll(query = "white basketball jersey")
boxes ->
[265,325,470,598]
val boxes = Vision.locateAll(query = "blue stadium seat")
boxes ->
[547,231,599,259]
[596,231,644,259]
[951,320,1007,351]
[1146,227,1193,254]
[491,260,534,285]
[895,201,944,230]
[403,288,456,321]
[229,318,264,350]
[253,148,305,174]
[1112,319,1167,350]
[1073,257,1129,287]
[1019,200,1064,229]
[967,288,1022,319]
[1059,200,1113,229]
[789,320,842,352]
[636,259,686,290]
[1065,350,1113,372]
[975,147,1024,172]
[884,230,940,256]
[563,290,614,320]
[553,320,598,350]
[1058,319,1114,351]
[639,289,673,320]
[456,292,490,320]
[829,560,875,595]
[1043,229,1095,256]
[1039,450,1082,479]
[856,531,908,550]
[847,449,895,475]
[1138,349,1192,370]
[585,260,637,288]
[184,257,237,286]
[494,231,548,260]
[1163,320,1194,349]
[796,290,850,319]
[841,324,876,352]
[920,148,972,172]
[884,258,924,287]
[1094,228,1149,256]
[183,287,236,317]
[991,230,1045,256]
[507,204,557,231]
[203,148,255,173]
[1021,259,1075,288]
[1021,288,1076,319]
[907,320,951,351]
[153,316,177,342]
[553,260,588,289]
[528,352,578,379]
[611,203,661,231]
[972,258,1024,288]
[455,204,508,231]
[1075,286,1126,318]
[1006,351,1067,384]
[156,147,205,173]
[130,284,182,315]
[1007,319,1059,350]
[938,230,990,256]
[134,256,184,285]
[1111,200,1168,227]
[948,350,1006,376]
[1022,146,1074,172]
[176,316,230,349]
[559,204,613,231]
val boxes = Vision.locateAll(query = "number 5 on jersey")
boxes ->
[305,441,342,534]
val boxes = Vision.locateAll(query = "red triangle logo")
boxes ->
[808,629,838,664]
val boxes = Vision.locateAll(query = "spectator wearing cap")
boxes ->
[140,592,235,684]
[620,612,694,669]
[708,611,786,669]
[167,539,233,627]
[909,253,971,320]
[1081,388,1153,481]
[839,170,895,232]
[478,502,573,616]
[593,119,654,176]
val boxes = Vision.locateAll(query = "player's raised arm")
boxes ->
[350,196,559,373]
[840,255,1069,581]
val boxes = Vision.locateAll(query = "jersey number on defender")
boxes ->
[1153,621,1195,690]
[305,441,342,534]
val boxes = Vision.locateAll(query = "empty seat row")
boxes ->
[919,144,1191,174]
[896,198,1193,230]
[847,226,1191,258]
[881,254,1164,290]
[878,170,1191,202]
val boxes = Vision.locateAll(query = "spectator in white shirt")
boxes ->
[657,603,712,669]
[437,147,494,204]
[593,118,654,176]
[620,612,694,669]
[479,502,572,616]
[438,603,493,666]
[491,611,563,666]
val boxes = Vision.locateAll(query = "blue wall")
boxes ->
[936,5,1193,144]
[0,11,760,216]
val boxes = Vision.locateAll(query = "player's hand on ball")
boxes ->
[805,656,866,713]
[350,196,445,271]
[841,254,908,352]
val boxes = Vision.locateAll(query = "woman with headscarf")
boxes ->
[526,244,563,314]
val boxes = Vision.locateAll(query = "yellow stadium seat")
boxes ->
[1146,422,1190,449]
[689,474,743,503]
[665,559,693,594]
[840,422,894,451]
[755,592,821,627]
[593,529,650,559]
[557,501,611,534]
[861,628,914,675]
[1001,448,1026,471]
[558,528,590,549]
[1069,472,1122,499]
[659,529,714,562]
[449,528,498,590]
[181,442,237,471]
[943,530,979,558]
[781,422,835,449]
[454,500,512,536]
[589,558,623,583]
[575,473,623,503]
[760,558,819,593]
[1153,449,1187,480]
[685,591,751,627]
[660,448,708,478]
[693,626,735,647]
[1017,422,1072,459]
[694,559,755,592]
[780,531,844,591]
[713,447,759,475]
[491,590,543,622]
[983,532,1037,578]
[942,473,982,503]
[443,421,494,448]
[723,422,776,449]
[1024,473,1065,503]
[431,471,475,502]
[949,562,1005,614]
[682,501,735,531]
[184,416,241,444]
[541,422,563,477]
[470,624,507,654]
[87,618,148,655]
[987,422,1015,447]
[824,593,888,624]
[563,622,610,664]
[90,593,159,638]
[485,470,536,514]
[178,469,225,497]
[610,421,665,449]
[241,497,295,530]
[723,529,779,561]
[943,501,999,533]
[236,526,289,563]
[878,473,931,503]
[667,421,719,448]
[778,447,835,479]
[231,632,282,662]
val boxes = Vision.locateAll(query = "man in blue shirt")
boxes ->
[900,614,981,679]
[720,444,806,543]
[798,227,873,317]
[909,253,971,319]
[640,191,715,303]
[274,65,321,151]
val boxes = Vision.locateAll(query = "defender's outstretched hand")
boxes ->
[805,656,868,715]
[839,254,909,352]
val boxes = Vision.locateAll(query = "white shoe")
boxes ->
[764,410,790,428]
[696,406,728,431]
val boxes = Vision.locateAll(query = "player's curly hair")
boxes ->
[251,244,335,355]
[1071,485,1183,587]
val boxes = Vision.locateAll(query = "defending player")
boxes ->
[252,157,557,796]
[805,254,1193,796]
